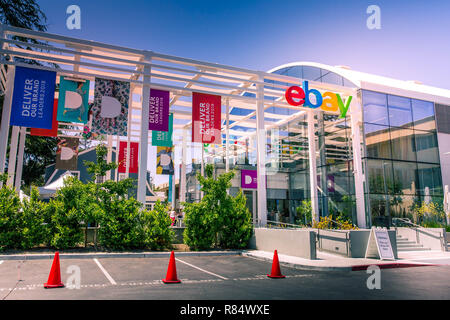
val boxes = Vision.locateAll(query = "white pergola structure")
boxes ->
[0,24,365,227]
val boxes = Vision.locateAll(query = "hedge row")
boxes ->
[0,175,174,251]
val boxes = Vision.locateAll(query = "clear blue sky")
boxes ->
[37,0,450,89]
[36,0,450,187]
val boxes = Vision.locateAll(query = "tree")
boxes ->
[1,0,59,189]
[0,0,47,32]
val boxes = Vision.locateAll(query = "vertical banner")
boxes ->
[192,92,221,143]
[55,137,79,170]
[91,78,130,136]
[149,89,170,132]
[118,141,139,174]
[57,77,90,124]
[30,99,59,137]
[152,114,173,147]
[241,169,258,189]
[156,146,174,175]
[10,66,56,129]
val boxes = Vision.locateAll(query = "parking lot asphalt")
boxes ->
[0,255,449,300]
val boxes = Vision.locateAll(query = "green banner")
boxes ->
[152,113,173,147]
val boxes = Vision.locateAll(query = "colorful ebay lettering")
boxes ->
[285,81,352,118]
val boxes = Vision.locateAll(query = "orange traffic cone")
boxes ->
[44,252,64,288]
[162,251,181,284]
[267,250,285,278]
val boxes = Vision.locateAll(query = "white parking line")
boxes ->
[0,261,3,265]
[93,259,116,285]
[175,258,228,280]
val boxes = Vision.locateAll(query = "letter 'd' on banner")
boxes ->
[192,92,221,143]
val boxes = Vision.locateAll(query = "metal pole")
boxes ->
[0,65,15,176]
[180,127,187,203]
[114,135,119,181]
[106,134,112,180]
[171,172,176,210]
[200,143,204,199]
[126,84,133,179]
[14,127,26,192]
[6,126,19,186]
[307,109,320,223]
[137,51,152,204]
[225,98,230,172]
[256,72,267,227]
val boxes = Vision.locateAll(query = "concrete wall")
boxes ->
[349,230,397,259]
[396,227,446,251]
[315,230,349,256]
[315,229,397,259]
[248,228,316,259]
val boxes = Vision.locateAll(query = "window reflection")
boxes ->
[388,95,413,128]
[412,99,435,129]
[389,127,416,161]
[362,90,443,227]
[414,130,440,163]
[363,91,389,125]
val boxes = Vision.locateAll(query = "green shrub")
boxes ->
[296,200,313,226]
[49,203,84,249]
[183,164,253,250]
[140,200,174,250]
[183,201,216,250]
[20,186,52,249]
[0,182,22,250]
[218,190,253,249]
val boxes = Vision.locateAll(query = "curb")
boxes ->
[0,250,242,261]
[241,252,353,272]
[242,252,439,272]
[351,263,438,271]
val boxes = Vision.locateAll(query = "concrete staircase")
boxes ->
[396,234,431,252]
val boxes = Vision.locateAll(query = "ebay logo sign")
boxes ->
[285,81,352,118]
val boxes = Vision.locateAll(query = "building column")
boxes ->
[179,127,187,203]
[350,92,367,228]
[7,126,20,186]
[106,134,113,180]
[256,73,267,227]
[225,98,230,173]
[137,52,152,204]
[0,65,15,177]
[307,109,320,223]
[14,127,26,192]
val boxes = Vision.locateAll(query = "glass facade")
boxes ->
[362,90,443,227]
[184,65,445,229]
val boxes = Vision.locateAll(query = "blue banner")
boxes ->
[10,66,56,129]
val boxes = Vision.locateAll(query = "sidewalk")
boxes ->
[0,250,241,260]
[241,250,448,271]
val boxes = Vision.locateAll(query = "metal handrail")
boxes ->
[394,218,446,250]
[316,228,351,257]
[393,218,443,234]
[253,219,304,229]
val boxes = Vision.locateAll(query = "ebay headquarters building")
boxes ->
[1,24,449,229]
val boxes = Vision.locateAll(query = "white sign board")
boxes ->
[365,227,395,260]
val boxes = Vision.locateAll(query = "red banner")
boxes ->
[30,99,59,137]
[192,92,221,143]
[118,141,138,174]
